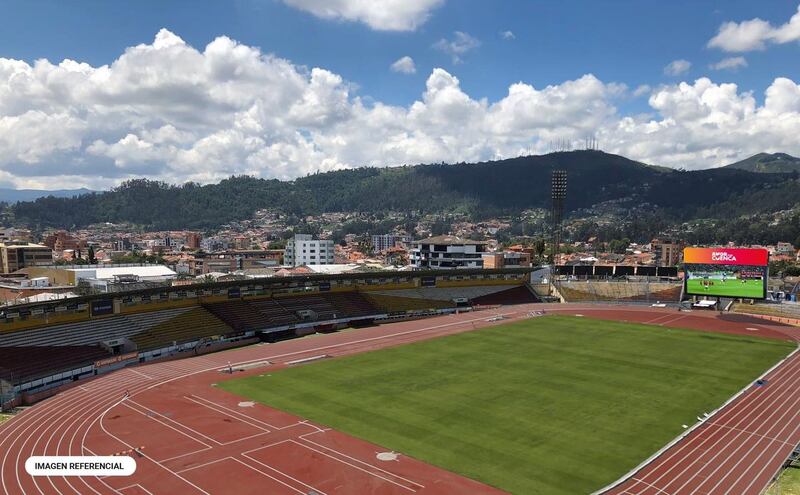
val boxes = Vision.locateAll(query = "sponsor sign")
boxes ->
[94,352,138,369]
[90,299,114,316]
[228,287,241,299]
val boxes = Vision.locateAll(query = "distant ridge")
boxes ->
[724,152,800,173]
[0,187,94,204]
[8,150,798,231]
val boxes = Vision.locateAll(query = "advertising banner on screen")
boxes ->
[683,247,769,299]
[683,247,769,266]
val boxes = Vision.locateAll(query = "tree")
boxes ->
[87,245,97,265]
[533,238,546,259]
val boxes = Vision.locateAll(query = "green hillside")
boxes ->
[9,150,798,231]
[725,152,800,173]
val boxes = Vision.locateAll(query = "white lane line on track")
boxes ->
[606,343,800,495]
[703,422,797,447]
[738,414,800,494]
[100,401,211,495]
[242,446,330,495]
[124,399,222,446]
[181,395,271,432]
[631,478,672,495]
[128,369,154,380]
[6,373,142,495]
[284,439,417,492]
[118,484,154,495]
[709,396,800,493]
[638,352,800,494]
[50,375,144,495]
[228,456,306,495]
[298,431,425,489]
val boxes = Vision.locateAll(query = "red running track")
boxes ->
[0,304,798,495]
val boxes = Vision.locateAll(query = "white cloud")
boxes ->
[710,56,748,71]
[390,56,416,74]
[281,0,444,31]
[433,31,480,64]
[664,59,692,76]
[633,84,652,97]
[708,5,800,52]
[501,30,515,40]
[1,29,800,188]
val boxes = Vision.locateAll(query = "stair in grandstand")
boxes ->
[0,307,193,347]
[321,292,381,318]
[129,307,234,350]
[202,300,274,331]
[246,298,299,326]
[274,295,338,321]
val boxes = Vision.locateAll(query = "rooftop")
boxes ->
[415,235,486,246]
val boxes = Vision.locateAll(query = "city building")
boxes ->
[43,231,86,252]
[186,232,202,249]
[200,237,229,252]
[284,234,334,267]
[776,242,795,255]
[0,242,54,273]
[371,234,412,253]
[482,251,532,269]
[410,235,486,269]
[0,228,33,243]
[25,263,177,292]
[113,237,133,252]
[193,250,283,274]
[650,238,683,267]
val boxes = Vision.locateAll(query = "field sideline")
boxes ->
[219,315,793,494]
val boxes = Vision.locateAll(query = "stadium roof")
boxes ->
[66,265,177,280]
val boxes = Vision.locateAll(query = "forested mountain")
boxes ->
[8,150,800,231]
[724,152,800,173]
[0,188,94,204]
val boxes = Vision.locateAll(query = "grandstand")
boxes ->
[369,284,522,302]
[0,267,535,395]
[0,345,107,383]
[363,293,452,313]
[129,307,233,350]
[0,307,192,347]
[203,300,273,332]
[554,280,683,303]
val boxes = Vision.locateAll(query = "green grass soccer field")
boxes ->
[219,316,793,494]
[686,277,765,298]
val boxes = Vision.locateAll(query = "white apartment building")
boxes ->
[410,235,486,269]
[371,234,412,253]
[284,234,335,267]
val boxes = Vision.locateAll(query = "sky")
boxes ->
[1,0,800,189]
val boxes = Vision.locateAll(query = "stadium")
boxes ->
[1,266,799,495]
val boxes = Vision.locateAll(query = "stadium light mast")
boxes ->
[550,170,567,267]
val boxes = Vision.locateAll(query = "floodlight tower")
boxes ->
[550,170,567,266]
